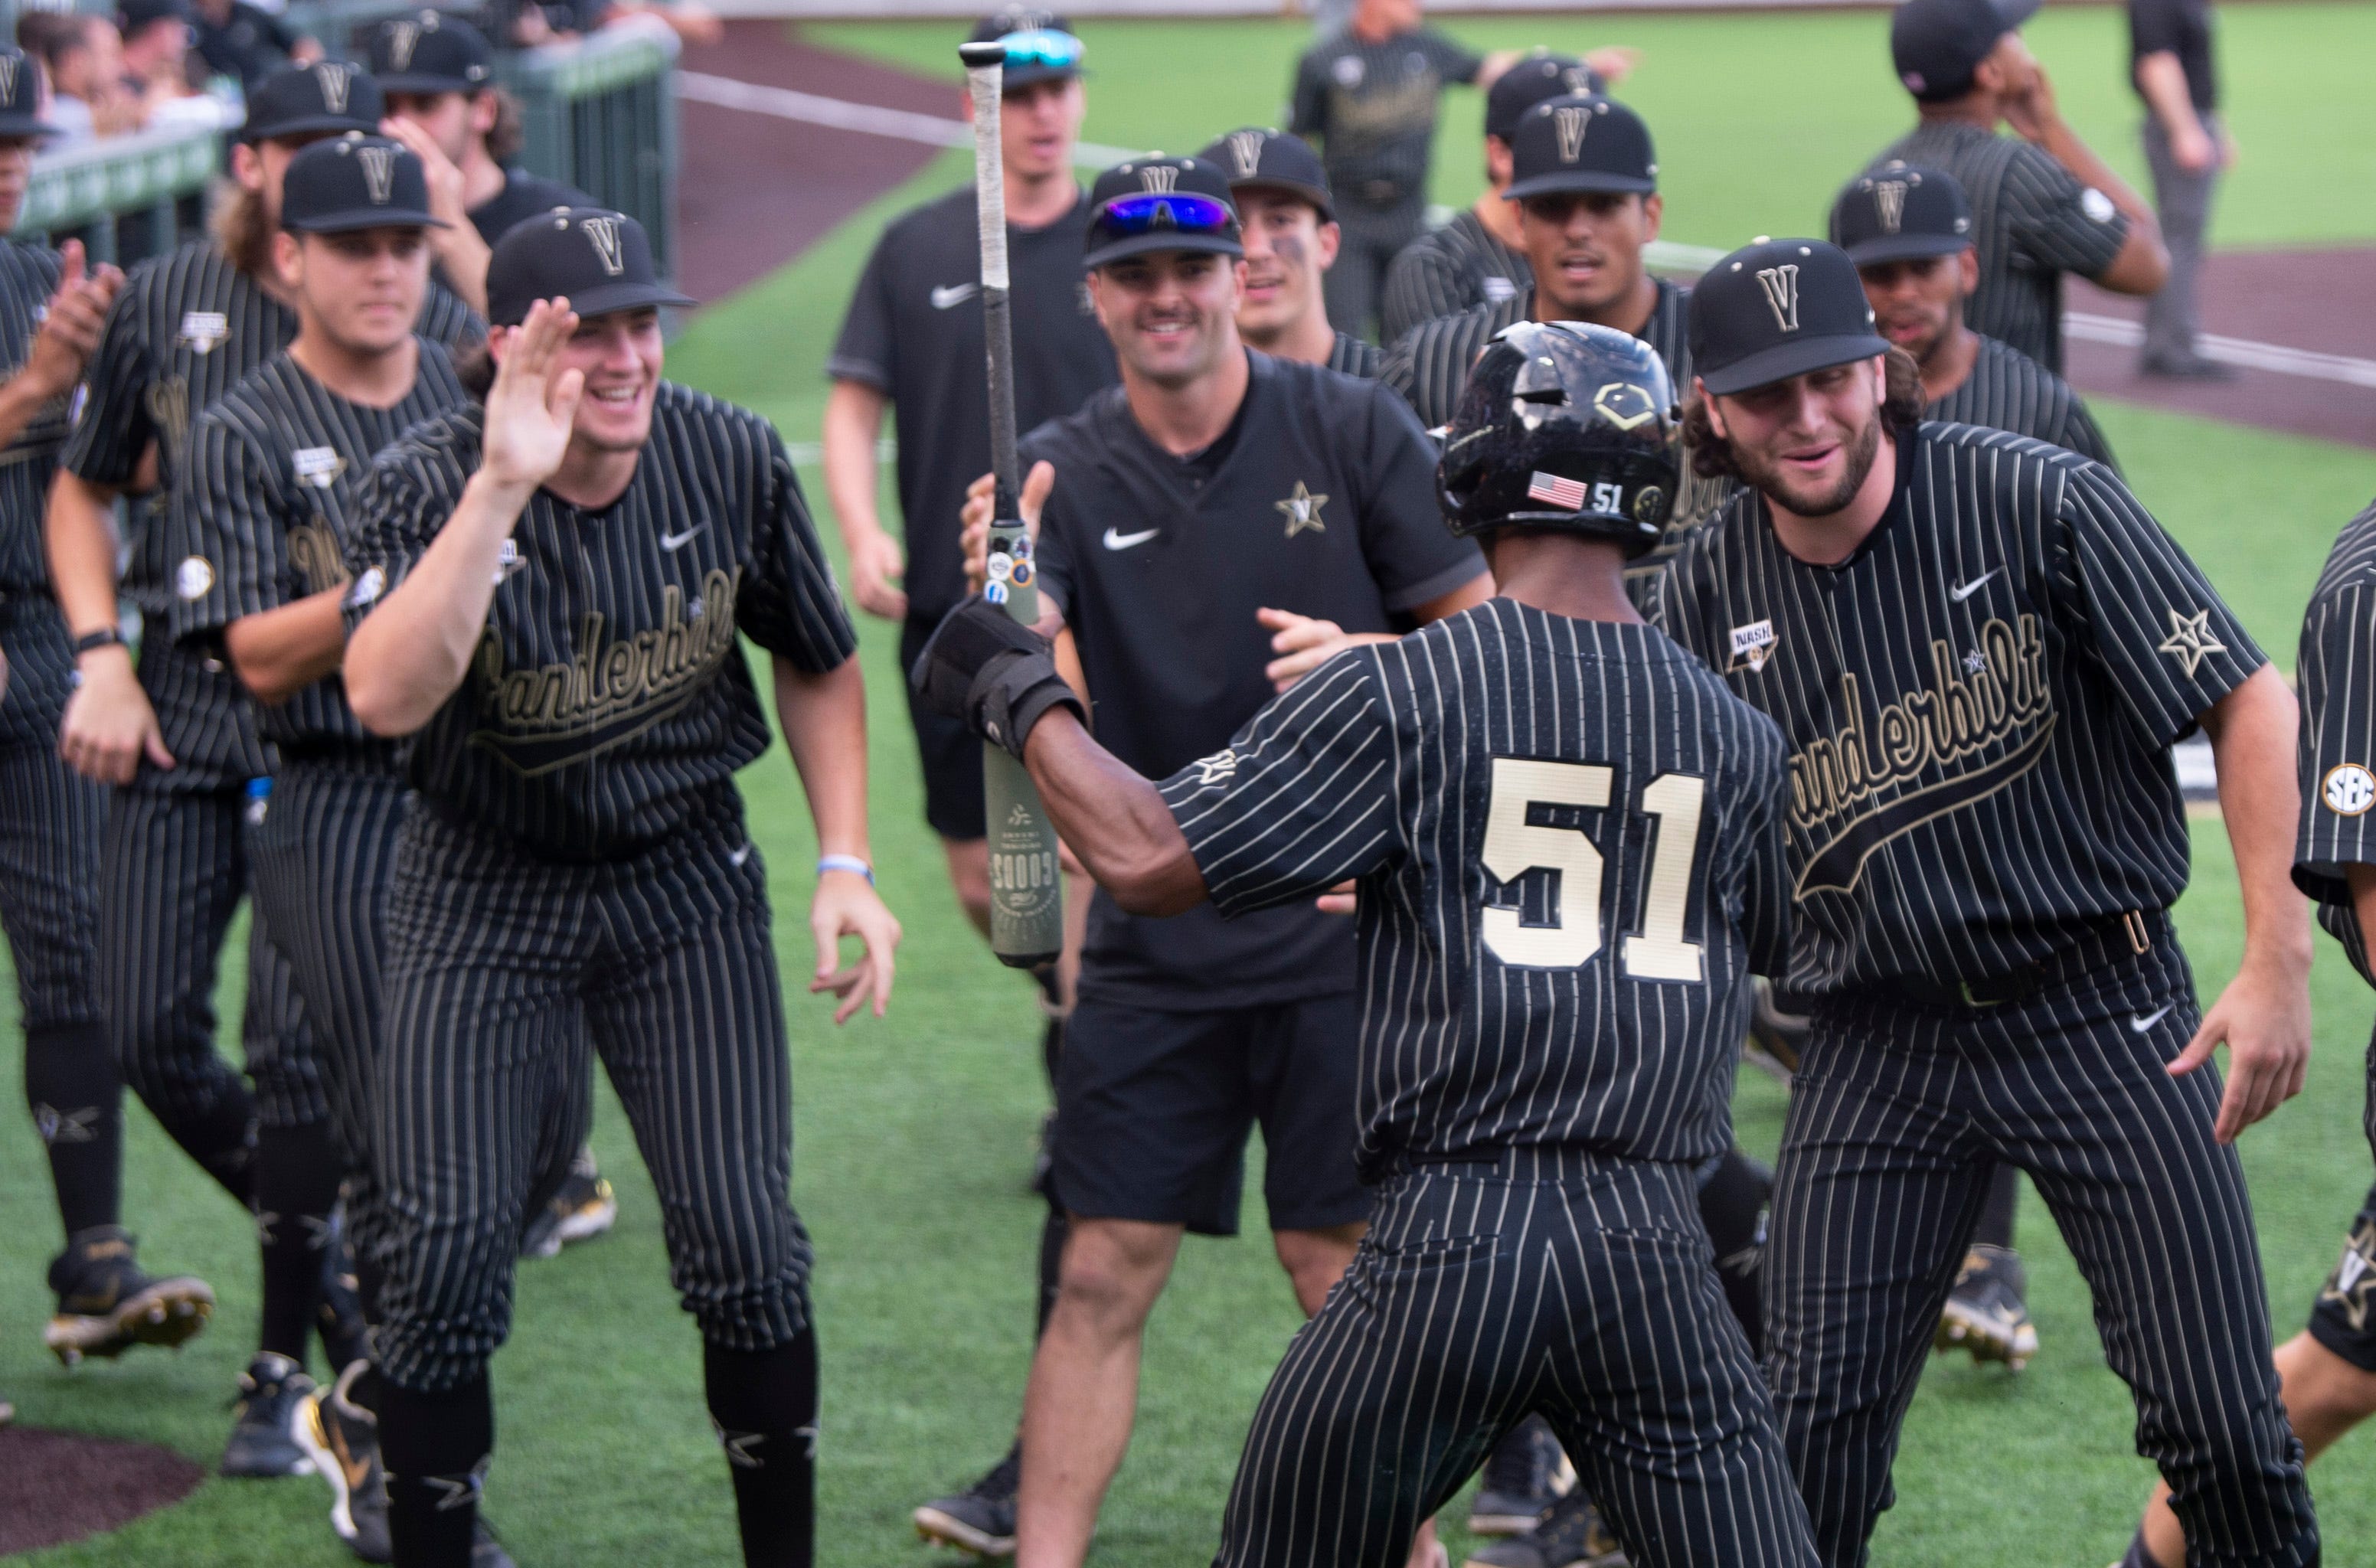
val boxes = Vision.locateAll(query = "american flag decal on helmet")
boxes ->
[1527,472,1586,509]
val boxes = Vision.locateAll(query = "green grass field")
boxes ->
[2,5,2375,1564]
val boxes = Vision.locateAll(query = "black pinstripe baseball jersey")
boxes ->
[1160,597,1791,1178]
[340,383,857,859]
[1378,208,1528,345]
[0,239,67,605]
[1930,332,2117,471]
[1328,329,1381,379]
[60,240,479,786]
[1643,420,2261,995]
[1875,122,2129,375]
[168,341,466,748]
[2293,498,2376,986]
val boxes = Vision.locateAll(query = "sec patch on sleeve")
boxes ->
[2322,763,2376,817]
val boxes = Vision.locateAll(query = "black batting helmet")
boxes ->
[1436,320,1678,555]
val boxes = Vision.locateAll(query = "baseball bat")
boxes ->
[960,38,1064,968]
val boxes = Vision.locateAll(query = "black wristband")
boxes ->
[72,627,123,656]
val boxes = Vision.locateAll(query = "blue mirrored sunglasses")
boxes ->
[1093,192,1234,235]
[1002,28,1083,70]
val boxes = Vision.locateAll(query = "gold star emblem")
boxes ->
[1276,481,1328,538]
[2156,608,2227,678]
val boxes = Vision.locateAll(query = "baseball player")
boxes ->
[2107,501,2376,1568]
[0,41,216,1369]
[338,209,897,1568]
[910,318,1821,1568]
[1197,127,1376,377]
[165,136,489,1555]
[1877,0,2167,376]
[1646,238,2319,1568]
[1376,49,1609,345]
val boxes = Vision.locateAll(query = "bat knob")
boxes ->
[959,41,1007,68]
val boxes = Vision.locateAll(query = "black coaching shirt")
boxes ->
[1380,208,1528,345]
[1644,421,2261,995]
[1162,599,1790,1174]
[828,185,1116,624]
[2293,500,2376,988]
[341,384,858,860]
[169,342,467,749]
[1031,350,1482,1007]
[1290,28,1482,214]
[63,240,481,789]
[469,169,594,249]
[2130,0,2217,114]
[1932,332,2118,472]
[1878,122,2130,375]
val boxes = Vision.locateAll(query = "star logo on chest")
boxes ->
[1276,480,1329,538]
[2156,607,2227,678]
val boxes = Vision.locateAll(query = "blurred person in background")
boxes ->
[191,0,321,96]
[2129,0,2233,378]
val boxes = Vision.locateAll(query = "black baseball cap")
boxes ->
[1196,127,1331,221]
[1484,51,1603,142]
[0,44,57,139]
[369,11,493,96]
[1688,238,1891,396]
[1891,0,2039,103]
[116,0,188,41]
[1082,155,1241,270]
[487,207,694,327]
[1505,94,1656,201]
[1830,162,1972,265]
[280,134,445,233]
[967,8,1083,90]
[242,61,383,143]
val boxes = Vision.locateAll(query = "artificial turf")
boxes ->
[3,7,2374,1563]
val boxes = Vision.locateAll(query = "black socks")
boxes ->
[703,1329,819,1568]
[26,1022,123,1235]
[250,1119,345,1362]
[381,1374,492,1568]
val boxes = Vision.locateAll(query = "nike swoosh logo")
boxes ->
[2130,1004,2174,1033]
[931,283,979,310]
[729,844,752,867]
[1103,526,1159,551]
[1949,568,2002,603]
[660,524,706,551]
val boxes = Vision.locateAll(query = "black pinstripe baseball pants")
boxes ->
[371,792,812,1393]
[1215,1147,1819,1568]
[1763,936,2319,1568]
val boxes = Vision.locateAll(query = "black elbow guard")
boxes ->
[908,595,1085,760]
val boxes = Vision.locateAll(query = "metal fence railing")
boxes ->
[16,119,221,264]
[499,25,681,279]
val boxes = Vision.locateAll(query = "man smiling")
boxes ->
[1198,126,1374,377]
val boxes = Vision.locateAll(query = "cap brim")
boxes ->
[1228,178,1332,221]
[243,113,379,142]
[0,115,60,139]
[374,71,481,95]
[1505,170,1655,201]
[1083,231,1242,270]
[541,279,697,322]
[1698,331,1891,396]
[1842,234,1970,265]
[285,208,450,233]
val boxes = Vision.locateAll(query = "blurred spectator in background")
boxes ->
[2129,0,2233,378]
[20,12,138,146]
[501,0,723,51]
[116,0,224,129]
[191,0,320,95]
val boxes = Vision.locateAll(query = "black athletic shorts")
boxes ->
[900,611,988,842]
[1052,991,1370,1237]
[2309,1178,2376,1374]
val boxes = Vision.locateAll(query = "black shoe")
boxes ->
[296,1361,393,1563]
[1464,1491,1626,1568]
[2139,352,2239,381]
[1933,1243,2039,1370]
[44,1226,215,1365]
[472,1517,515,1568]
[1468,1415,1570,1535]
[223,1352,319,1478]
[318,1205,370,1373]
[521,1150,618,1259]
[914,1445,1020,1557]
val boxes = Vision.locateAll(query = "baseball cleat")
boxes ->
[1463,1490,1626,1568]
[222,1352,319,1478]
[1468,1415,1572,1536]
[913,1445,1019,1557]
[43,1227,214,1365]
[471,1518,515,1567]
[1933,1244,2040,1370]
[521,1151,617,1259]
[296,1360,393,1563]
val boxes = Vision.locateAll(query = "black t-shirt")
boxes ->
[170,342,467,749]
[1165,599,1790,1176]
[2130,0,2217,113]
[469,169,595,250]
[1643,421,2261,995]
[2294,499,2376,989]
[1031,350,1483,1007]
[193,2,303,90]
[1289,27,1483,213]
[341,384,858,859]
[828,185,1117,623]
[1930,333,2118,473]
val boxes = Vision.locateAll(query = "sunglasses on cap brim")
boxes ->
[1092,192,1234,236]
[1001,28,1083,69]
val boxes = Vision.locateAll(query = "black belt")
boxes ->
[1868,910,2163,1011]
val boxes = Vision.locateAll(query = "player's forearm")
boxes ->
[2202,666,2314,977]
[772,654,871,862]
[44,469,126,635]
[821,381,889,549]
[2136,54,2201,140]
[346,471,525,736]
[222,589,348,705]
[1021,708,1206,916]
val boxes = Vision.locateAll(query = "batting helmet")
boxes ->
[1436,320,1679,555]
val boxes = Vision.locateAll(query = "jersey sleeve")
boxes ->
[825,227,899,393]
[2294,570,2376,980]
[1380,241,1459,345]
[2129,0,2190,60]
[1161,651,1400,915]
[738,422,859,674]
[60,281,154,486]
[1423,28,1485,85]
[339,441,451,639]
[1731,719,1794,978]
[167,408,287,648]
[2054,392,2120,475]
[2050,457,2262,746]
[2004,142,2131,283]
[1351,384,1485,611]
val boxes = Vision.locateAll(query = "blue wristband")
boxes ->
[817,854,874,884]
